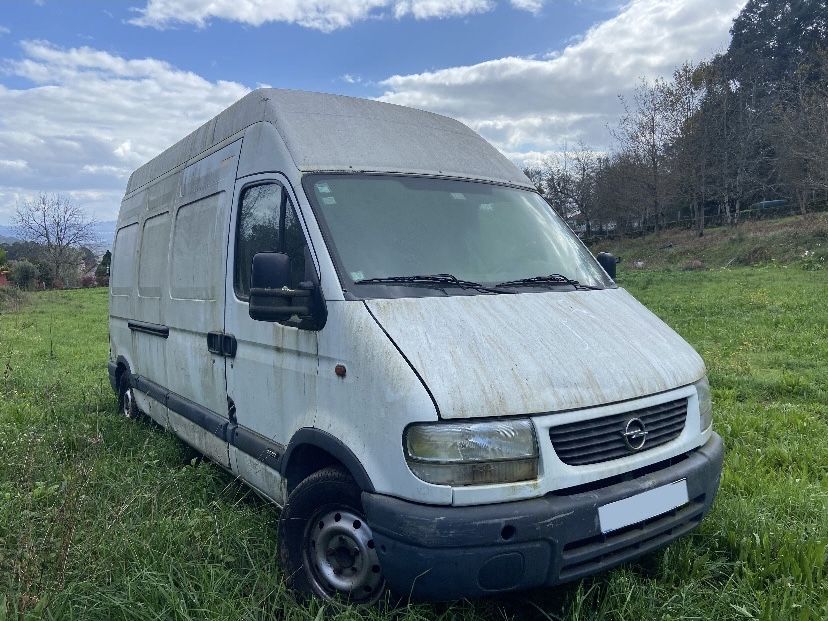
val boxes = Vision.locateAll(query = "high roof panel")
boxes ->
[125,89,532,195]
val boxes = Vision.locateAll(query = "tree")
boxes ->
[728,0,827,88]
[14,193,97,283]
[553,143,602,237]
[9,260,37,290]
[0,247,6,268]
[35,259,54,289]
[522,166,545,194]
[96,250,112,287]
[613,79,674,233]
[772,49,828,213]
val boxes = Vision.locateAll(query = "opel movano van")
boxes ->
[108,89,723,603]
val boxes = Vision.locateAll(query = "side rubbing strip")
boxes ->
[166,392,228,441]
[132,375,227,441]
[229,426,284,471]
[128,320,170,338]
[132,375,168,404]
[131,376,285,469]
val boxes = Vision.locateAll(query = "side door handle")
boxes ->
[207,331,237,358]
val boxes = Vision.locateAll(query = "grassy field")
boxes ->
[591,212,828,271]
[0,266,826,620]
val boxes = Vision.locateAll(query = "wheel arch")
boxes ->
[281,428,375,495]
[115,356,132,382]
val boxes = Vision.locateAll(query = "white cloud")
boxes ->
[132,0,536,31]
[0,26,11,36]
[0,41,248,223]
[509,0,544,12]
[392,0,492,19]
[0,159,29,171]
[379,0,747,157]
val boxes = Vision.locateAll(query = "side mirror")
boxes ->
[249,252,312,323]
[596,252,619,279]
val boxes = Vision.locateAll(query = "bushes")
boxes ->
[9,259,37,290]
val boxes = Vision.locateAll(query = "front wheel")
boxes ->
[278,466,386,604]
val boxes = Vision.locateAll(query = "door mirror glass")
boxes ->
[251,251,291,290]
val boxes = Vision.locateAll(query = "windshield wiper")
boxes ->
[355,273,512,294]
[496,273,603,291]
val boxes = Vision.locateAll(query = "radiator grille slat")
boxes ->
[549,398,688,466]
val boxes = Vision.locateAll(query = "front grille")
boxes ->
[549,398,688,466]
[558,493,706,582]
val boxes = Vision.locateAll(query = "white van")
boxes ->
[108,89,723,603]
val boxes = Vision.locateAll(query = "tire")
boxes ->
[278,466,386,604]
[117,372,140,419]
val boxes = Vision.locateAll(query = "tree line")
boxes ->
[525,0,828,239]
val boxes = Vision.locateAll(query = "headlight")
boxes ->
[695,376,713,431]
[404,419,538,486]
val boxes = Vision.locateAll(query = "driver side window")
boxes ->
[234,183,307,298]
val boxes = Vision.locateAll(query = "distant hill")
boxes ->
[0,225,19,244]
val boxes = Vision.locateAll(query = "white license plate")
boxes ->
[598,479,689,534]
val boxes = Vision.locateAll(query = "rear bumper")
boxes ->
[362,433,723,601]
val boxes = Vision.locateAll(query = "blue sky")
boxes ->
[0,1,616,92]
[0,0,746,224]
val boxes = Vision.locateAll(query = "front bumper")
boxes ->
[363,433,723,601]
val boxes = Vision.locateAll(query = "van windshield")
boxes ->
[303,174,613,294]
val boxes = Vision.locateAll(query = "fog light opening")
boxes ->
[501,524,516,541]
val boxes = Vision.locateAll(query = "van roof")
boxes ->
[125,88,532,195]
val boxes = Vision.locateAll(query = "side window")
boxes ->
[234,183,307,298]
[138,212,170,299]
[111,223,139,296]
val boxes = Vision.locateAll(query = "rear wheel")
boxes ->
[118,373,139,419]
[278,466,386,604]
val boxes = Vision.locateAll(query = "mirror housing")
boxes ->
[248,252,312,323]
[596,252,619,279]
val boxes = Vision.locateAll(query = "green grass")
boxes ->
[0,287,29,313]
[1,268,827,620]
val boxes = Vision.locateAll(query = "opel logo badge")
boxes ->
[621,417,648,451]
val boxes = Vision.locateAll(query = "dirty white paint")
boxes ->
[366,288,706,420]
[125,89,532,197]
[168,410,230,468]
[229,446,286,506]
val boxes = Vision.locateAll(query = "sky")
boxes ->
[0,0,747,225]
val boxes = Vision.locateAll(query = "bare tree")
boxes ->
[14,193,98,282]
[613,78,674,233]
[663,61,709,235]
[554,142,602,237]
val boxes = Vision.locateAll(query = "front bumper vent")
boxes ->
[558,492,706,581]
[549,398,688,466]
